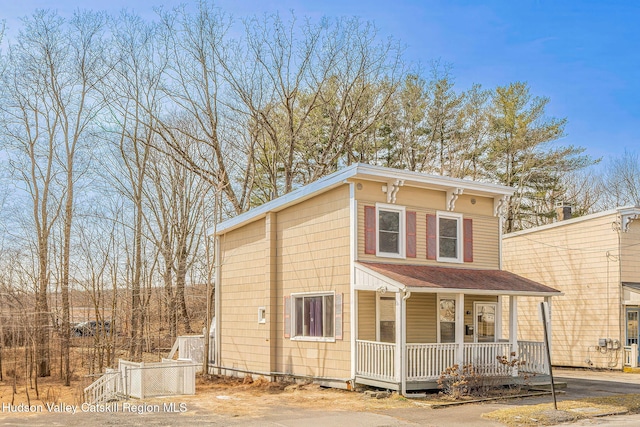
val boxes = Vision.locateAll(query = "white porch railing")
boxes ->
[356,340,396,381]
[406,343,456,380]
[518,340,548,374]
[624,344,638,368]
[357,340,547,383]
[463,342,512,376]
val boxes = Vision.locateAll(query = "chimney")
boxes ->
[555,201,572,221]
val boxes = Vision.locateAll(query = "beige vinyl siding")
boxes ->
[406,293,437,343]
[351,178,495,216]
[503,213,622,368]
[357,291,376,341]
[357,203,500,269]
[275,185,352,379]
[403,294,497,343]
[218,218,270,373]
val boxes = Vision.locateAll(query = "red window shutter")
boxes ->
[464,218,473,262]
[364,206,376,254]
[426,214,436,260]
[406,211,416,258]
[283,296,291,338]
[335,293,343,340]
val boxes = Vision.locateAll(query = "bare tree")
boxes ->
[102,11,166,360]
[144,129,210,338]
[600,150,640,209]
[53,10,108,385]
[155,4,251,215]
[0,10,71,377]
[238,14,403,198]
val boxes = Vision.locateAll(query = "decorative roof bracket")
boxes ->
[446,188,464,211]
[622,213,640,233]
[382,179,404,204]
[494,195,510,217]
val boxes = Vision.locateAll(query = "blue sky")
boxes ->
[3,0,639,162]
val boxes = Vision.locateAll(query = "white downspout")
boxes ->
[401,290,425,397]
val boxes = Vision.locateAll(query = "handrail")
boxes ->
[83,371,121,404]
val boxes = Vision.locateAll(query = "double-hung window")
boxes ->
[292,293,334,340]
[376,204,405,258]
[436,211,463,263]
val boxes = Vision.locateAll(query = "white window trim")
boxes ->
[376,203,406,259]
[258,307,266,324]
[437,294,456,343]
[290,291,336,343]
[436,211,464,264]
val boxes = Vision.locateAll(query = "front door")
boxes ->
[474,302,497,343]
[626,308,640,364]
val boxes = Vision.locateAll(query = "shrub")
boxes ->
[437,353,535,399]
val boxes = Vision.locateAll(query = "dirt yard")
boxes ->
[0,372,415,417]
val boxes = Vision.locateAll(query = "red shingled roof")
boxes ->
[359,262,560,294]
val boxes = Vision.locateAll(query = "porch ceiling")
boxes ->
[357,262,561,295]
[623,282,640,293]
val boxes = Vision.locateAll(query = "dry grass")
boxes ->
[483,394,640,426]
[140,374,415,418]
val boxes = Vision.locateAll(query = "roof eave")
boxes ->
[212,163,515,236]
[404,287,563,297]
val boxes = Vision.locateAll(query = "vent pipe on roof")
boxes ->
[555,201,572,221]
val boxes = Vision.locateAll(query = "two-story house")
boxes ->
[503,206,640,371]
[211,164,559,394]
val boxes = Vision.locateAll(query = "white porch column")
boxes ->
[395,291,402,383]
[496,296,503,340]
[509,296,518,376]
[455,293,465,366]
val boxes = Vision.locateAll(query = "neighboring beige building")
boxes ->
[503,206,640,370]
[212,164,560,394]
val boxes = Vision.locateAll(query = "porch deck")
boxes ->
[355,340,547,391]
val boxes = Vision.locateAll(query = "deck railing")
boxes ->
[463,342,512,376]
[406,343,457,380]
[357,340,547,383]
[518,340,548,374]
[356,340,396,381]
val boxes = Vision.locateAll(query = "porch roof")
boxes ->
[357,262,561,296]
